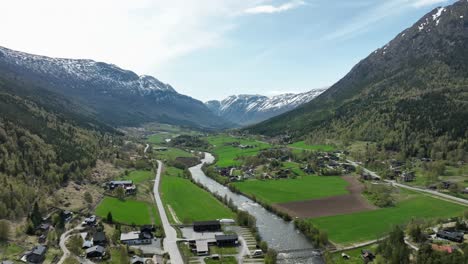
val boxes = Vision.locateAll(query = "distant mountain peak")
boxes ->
[206,89,326,126]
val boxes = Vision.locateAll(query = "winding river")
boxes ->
[189,153,324,264]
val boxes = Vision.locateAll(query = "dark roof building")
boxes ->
[193,220,221,232]
[215,234,239,247]
[436,230,464,243]
[93,232,107,246]
[86,245,105,258]
[25,245,47,263]
[361,249,375,263]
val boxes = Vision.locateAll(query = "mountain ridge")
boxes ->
[245,0,468,159]
[206,89,326,125]
[0,46,232,129]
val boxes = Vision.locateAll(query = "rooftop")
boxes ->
[120,231,141,241]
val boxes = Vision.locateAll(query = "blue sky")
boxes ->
[0,0,458,101]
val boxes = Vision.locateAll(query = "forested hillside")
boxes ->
[0,77,120,219]
[246,1,468,160]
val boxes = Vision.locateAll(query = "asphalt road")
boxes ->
[153,160,183,264]
[346,159,468,206]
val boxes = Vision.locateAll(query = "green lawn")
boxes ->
[204,256,237,264]
[95,196,160,225]
[121,170,153,184]
[0,243,25,261]
[288,141,335,152]
[156,147,194,162]
[310,193,467,245]
[207,135,271,167]
[232,176,349,204]
[161,174,234,223]
[148,133,172,144]
[331,244,379,264]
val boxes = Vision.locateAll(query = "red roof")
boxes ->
[431,244,454,254]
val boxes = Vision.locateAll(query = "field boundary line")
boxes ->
[167,204,181,224]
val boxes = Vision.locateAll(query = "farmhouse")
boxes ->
[108,180,137,194]
[23,245,47,264]
[93,232,107,246]
[193,220,221,232]
[400,171,415,182]
[361,249,375,263]
[86,245,105,258]
[108,180,133,189]
[120,231,152,245]
[37,223,51,233]
[436,230,464,243]
[215,234,239,247]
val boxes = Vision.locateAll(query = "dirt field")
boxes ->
[274,176,376,218]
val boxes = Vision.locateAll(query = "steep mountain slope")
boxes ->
[0,75,119,219]
[0,46,231,129]
[206,89,325,125]
[246,1,468,158]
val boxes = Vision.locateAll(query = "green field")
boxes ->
[288,141,335,151]
[161,173,234,223]
[156,147,195,161]
[331,244,379,264]
[310,193,466,245]
[148,133,173,144]
[207,135,271,167]
[232,176,349,204]
[121,170,153,184]
[95,196,160,225]
[204,256,237,264]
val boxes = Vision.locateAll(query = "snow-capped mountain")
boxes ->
[206,89,326,125]
[0,46,231,129]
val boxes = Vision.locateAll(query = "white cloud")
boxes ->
[244,0,306,14]
[411,0,449,8]
[0,0,259,74]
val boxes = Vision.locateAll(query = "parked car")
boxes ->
[251,250,264,258]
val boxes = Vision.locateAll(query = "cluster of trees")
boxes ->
[294,219,329,248]
[375,226,410,264]
[363,183,395,208]
[169,135,209,149]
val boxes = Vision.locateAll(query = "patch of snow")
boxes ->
[432,7,445,21]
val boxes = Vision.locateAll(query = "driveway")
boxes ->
[154,160,183,263]
[57,224,86,264]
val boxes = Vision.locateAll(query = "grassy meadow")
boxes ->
[309,192,466,245]
[206,135,271,167]
[232,175,349,204]
[95,196,160,225]
[160,168,234,223]
[288,141,335,152]
[121,170,153,184]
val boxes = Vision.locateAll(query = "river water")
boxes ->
[188,153,324,264]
